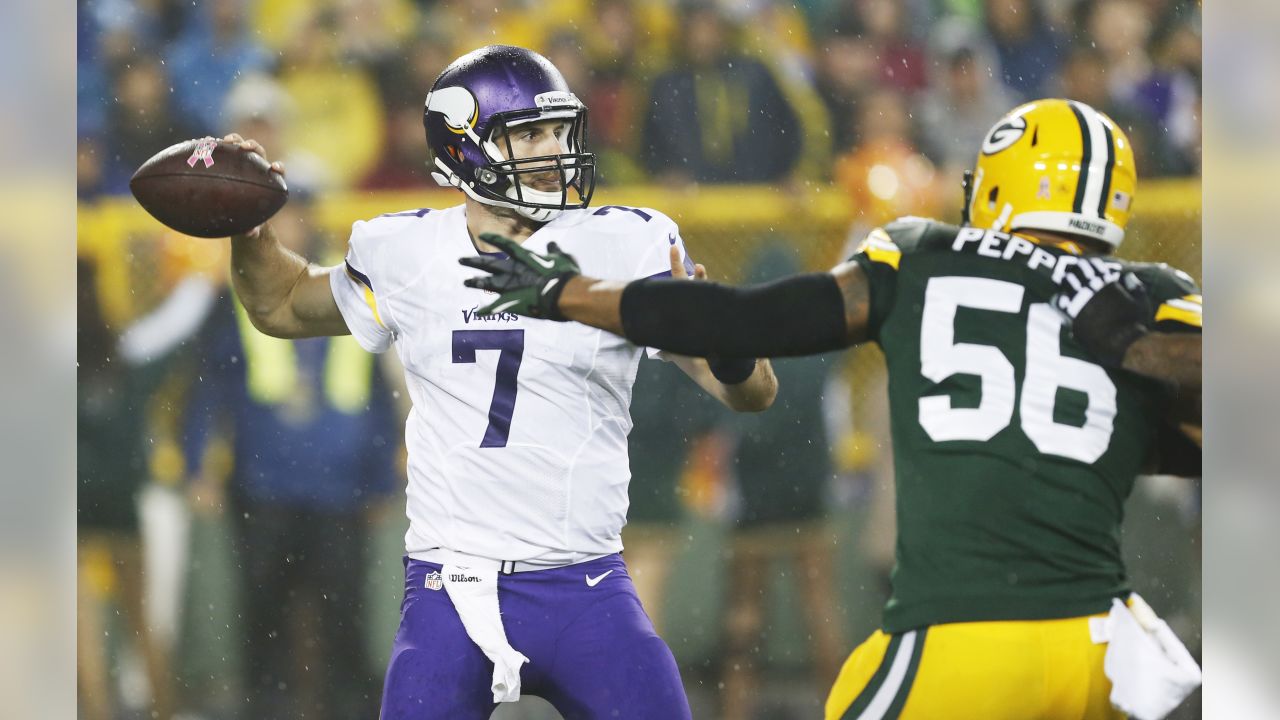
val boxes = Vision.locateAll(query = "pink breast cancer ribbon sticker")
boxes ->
[187,137,218,168]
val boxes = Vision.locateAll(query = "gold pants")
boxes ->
[825,615,1125,720]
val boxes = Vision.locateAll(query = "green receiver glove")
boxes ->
[459,233,581,321]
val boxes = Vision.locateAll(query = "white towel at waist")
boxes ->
[439,555,530,703]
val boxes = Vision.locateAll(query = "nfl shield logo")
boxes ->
[424,571,443,591]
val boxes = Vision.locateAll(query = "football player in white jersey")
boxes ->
[222,45,776,720]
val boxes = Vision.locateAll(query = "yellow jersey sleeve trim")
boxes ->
[1155,296,1203,328]
[362,285,387,329]
[857,228,902,270]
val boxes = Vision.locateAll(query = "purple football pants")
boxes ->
[379,554,692,720]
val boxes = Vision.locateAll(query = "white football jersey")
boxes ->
[329,204,692,563]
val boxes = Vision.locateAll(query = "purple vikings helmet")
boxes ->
[424,45,596,222]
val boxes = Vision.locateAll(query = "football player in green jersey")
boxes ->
[461,99,1202,719]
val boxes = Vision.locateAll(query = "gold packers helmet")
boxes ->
[963,99,1136,249]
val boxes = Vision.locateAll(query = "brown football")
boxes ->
[129,137,289,238]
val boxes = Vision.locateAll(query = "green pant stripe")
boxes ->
[884,627,928,719]
[841,633,905,720]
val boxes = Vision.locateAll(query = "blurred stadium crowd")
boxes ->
[78,0,1202,201]
[76,1,1203,719]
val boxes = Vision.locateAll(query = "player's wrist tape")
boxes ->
[619,273,848,358]
[707,357,757,385]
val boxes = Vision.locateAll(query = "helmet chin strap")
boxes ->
[506,185,569,222]
[514,204,560,222]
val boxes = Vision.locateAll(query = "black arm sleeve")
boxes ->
[618,272,849,358]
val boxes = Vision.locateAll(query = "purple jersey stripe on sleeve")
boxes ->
[378,208,433,218]
[346,261,374,291]
[593,205,652,221]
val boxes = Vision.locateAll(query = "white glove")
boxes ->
[1091,594,1201,720]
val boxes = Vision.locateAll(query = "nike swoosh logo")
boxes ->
[585,570,613,587]
[530,254,556,270]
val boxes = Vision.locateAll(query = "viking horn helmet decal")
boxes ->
[426,87,481,137]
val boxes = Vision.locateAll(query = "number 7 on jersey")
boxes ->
[452,329,525,448]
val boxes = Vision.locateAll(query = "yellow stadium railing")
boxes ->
[77,179,1202,489]
[78,180,1200,324]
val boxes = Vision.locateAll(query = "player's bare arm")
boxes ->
[224,134,350,339]
[661,246,778,412]
[1130,332,1203,436]
[1122,333,1202,392]
[465,234,870,358]
[831,260,873,346]
[556,276,627,334]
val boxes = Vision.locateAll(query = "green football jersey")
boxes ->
[851,217,1202,633]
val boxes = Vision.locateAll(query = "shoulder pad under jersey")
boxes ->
[850,216,962,267]
[1123,261,1202,329]
[1123,261,1200,298]
[880,216,965,254]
